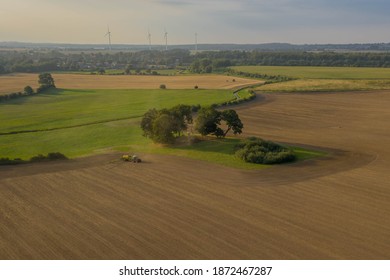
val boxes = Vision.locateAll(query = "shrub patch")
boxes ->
[235,137,296,164]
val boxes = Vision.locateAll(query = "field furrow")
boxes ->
[1,90,390,259]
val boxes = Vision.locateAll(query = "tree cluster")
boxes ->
[189,59,213,73]
[195,107,243,138]
[140,105,243,144]
[37,73,56,93]
[141,105,193,144]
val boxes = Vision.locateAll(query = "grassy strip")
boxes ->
[119,137,326,170]
[230,66,390,92]
[256,79,390,92]
[1,123,325,169]
[230,66,390,79]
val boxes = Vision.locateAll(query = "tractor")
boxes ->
[122,154,142,163]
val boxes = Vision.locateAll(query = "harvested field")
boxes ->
[0,73,40,94]
[0,73,259,94]
[1,91,390,259]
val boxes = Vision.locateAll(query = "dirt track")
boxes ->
[1,91,390,259]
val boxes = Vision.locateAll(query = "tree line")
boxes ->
[0,73,56,103]
[141,105,243,144]
[2,49,390,75]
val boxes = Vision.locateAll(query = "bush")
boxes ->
[47,152,68,160]
[191,104,201,112]
[235,137,296,164]
[159,84,167,89]
[30,152,68,162]
[24,85,34,95]
[30,154,47,162]
[194,85,199,89]
[0,157,25,165]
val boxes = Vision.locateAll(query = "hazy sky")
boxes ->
[1,0,389,44]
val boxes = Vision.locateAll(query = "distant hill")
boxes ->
[1,41,390,52]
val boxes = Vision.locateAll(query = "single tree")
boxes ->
[38,73,55,88]
[37,73,55,93]
[195,107,243,138]
[169,104,193,136]
[24,85,34,95]
[140,108,159,138]
[194,106,221,136]
[221,109,243,137]
[152,113,176,144]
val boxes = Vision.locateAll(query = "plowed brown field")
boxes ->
[0,73,259,94]
[1,91,390,259]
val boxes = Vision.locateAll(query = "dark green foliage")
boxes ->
[0,152,67,165]
[195,107,243,138]
[47,152,68,160]
[219,89,256,107]
[159,84,167,89]
[140,108,159,138]
[29,154,47,162]
[228,69,293,82]
[24,85,34,95]
[37,73,56,93]
[191,104,201,112]
[189,58,213,73]
[152,114,176,144]
[30,152,68,162]
[221,109,243,136]
[2,49,390,77]
[169,104,193,135]
[194,106,221,136]
[140,105,193,144]
[235,137,296,164]
[0,157,25,165]
[0,92,22,103]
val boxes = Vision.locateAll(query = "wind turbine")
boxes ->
[148,28,152,50]
[164,28,168,51]
[195,32,198,53]
[105,26,112,50]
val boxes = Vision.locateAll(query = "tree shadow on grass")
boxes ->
[0,88,67,105]
[171,137,241,155]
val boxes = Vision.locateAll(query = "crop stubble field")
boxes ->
[1,80,390,259]
[0,73,257,94]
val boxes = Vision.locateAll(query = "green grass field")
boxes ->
[0,88,233,134]
[119,137,326,170]
[231,66,390,92]
[0,86,323,168]
[0,87,234,159]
